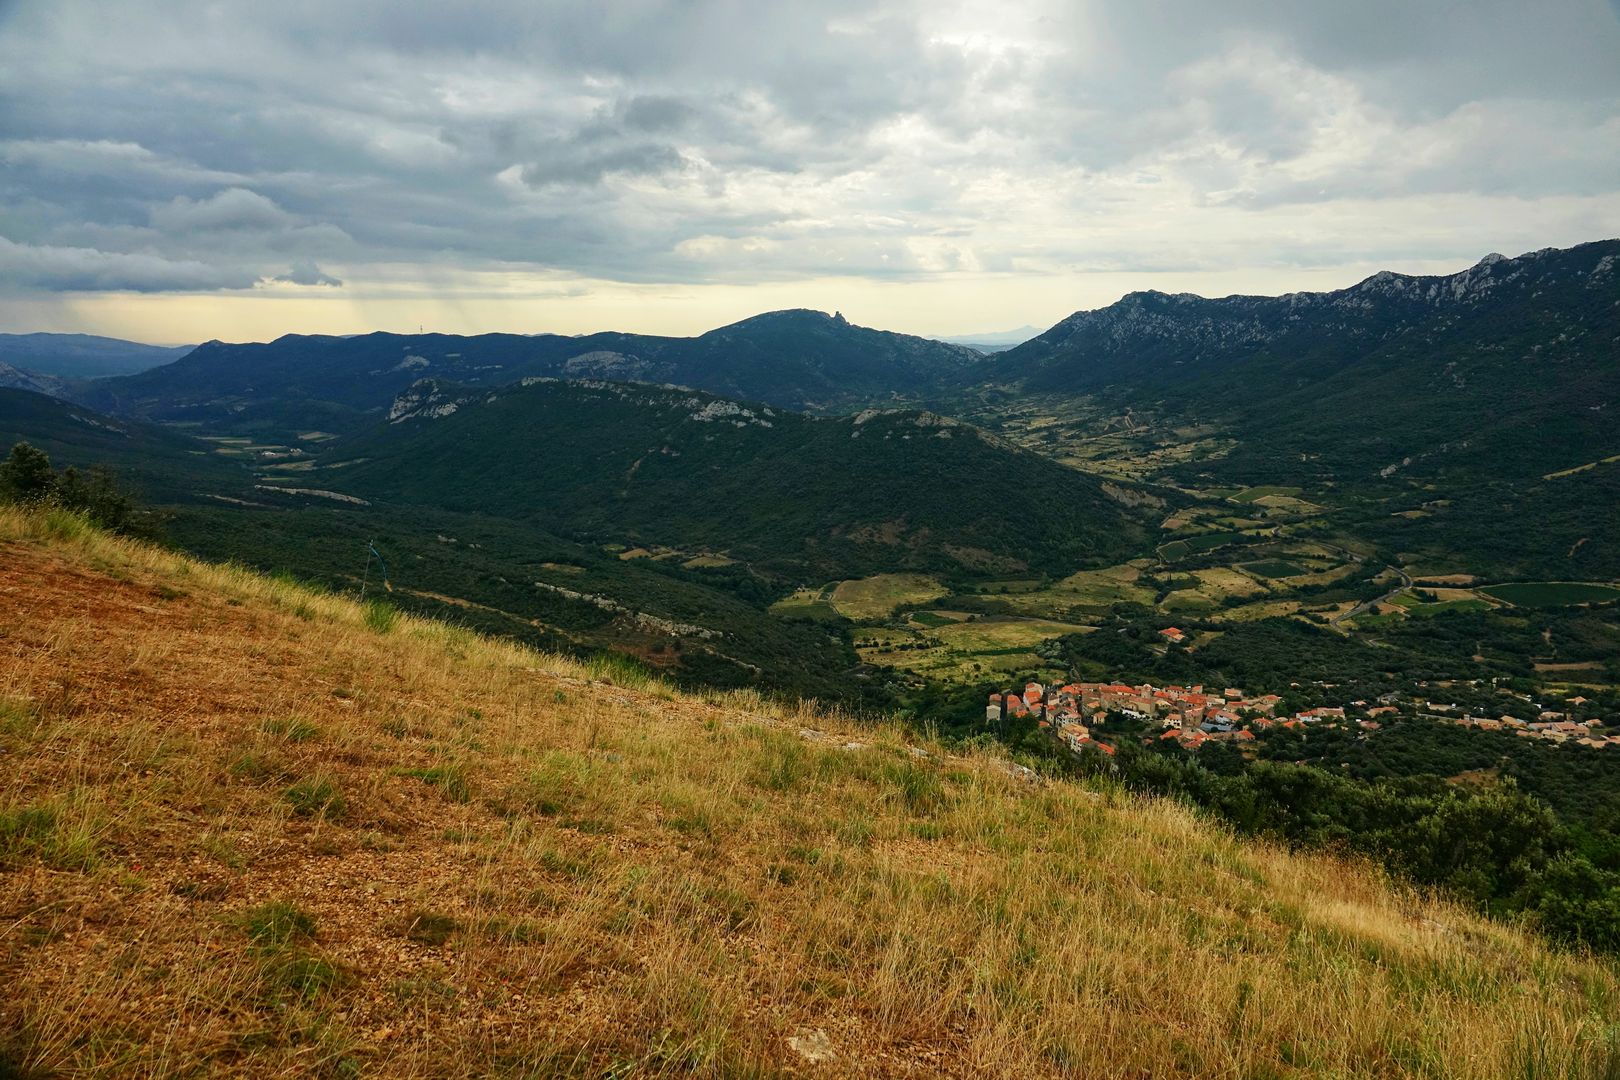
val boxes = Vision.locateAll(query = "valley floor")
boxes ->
[1,507,1617,1078]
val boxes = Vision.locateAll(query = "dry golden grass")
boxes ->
[2,505,1618,1078]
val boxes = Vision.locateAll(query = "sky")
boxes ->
[2,0,1618,344]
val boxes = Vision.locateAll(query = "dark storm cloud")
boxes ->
[0,0,1616,295]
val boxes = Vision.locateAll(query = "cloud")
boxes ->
[151,188,292,232]
[0,0,1615,306]
[273,260,342,286]
[0,236,262,292]
[518,143,689,188]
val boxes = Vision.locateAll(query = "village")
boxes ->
[988,677,1620,757]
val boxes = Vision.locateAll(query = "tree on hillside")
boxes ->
[0,441,138,532]
[0,442,56,502]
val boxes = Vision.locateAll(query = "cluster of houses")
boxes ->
[1417,695,1616,748]
[1446,713,1615,748]
[988,680,1301,755]
[988,679,1617,755]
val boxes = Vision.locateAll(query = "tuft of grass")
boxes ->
[227,749,294,784]
[363,600,400,634]
[585,651,664,693]
[745,735,810,793]
[402,911,461,946]
[399,762,472,804]
[881,756,951,814]
[0,795,104,871]
[264,952,344,1001]
[0,696,41,741]
[231,902,343,1002]
[260,715,320,743]
[38,507,92,542]
[495,752,628,836]
[233,901,316,947]
[283,774,346,820]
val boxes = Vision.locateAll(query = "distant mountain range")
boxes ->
[75,309,985,437]
[8,238,1618,583]
[940,325,1044,352]
[0,333,192,379]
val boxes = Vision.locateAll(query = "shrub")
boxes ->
[0,443,137,532]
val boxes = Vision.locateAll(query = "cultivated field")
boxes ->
[768,584,840,622]
[829,573,949,621]
[1481,582,1620,607]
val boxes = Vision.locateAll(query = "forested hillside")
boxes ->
[321,378,1151,577]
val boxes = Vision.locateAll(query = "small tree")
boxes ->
[0,441,141,533]
[58,465,135,532]
[0,442,57,503]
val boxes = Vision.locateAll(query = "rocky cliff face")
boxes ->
[1000,240,1620,388]
[0,361,69,399]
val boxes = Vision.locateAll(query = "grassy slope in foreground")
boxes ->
[0,507,1616,1079]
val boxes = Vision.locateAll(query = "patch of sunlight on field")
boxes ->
[769,584,842,622]
[998,564,1156,616]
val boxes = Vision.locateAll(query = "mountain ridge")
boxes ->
[983,239,1620,489]
[0,332,193,378]
[73,310,986,436]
